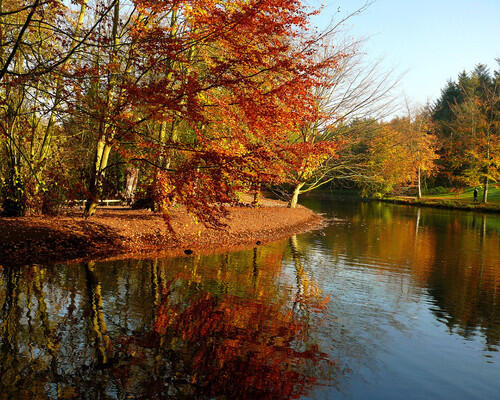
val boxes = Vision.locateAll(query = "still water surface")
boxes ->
[1,200,499,399]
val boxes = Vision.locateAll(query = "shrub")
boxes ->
[424,186,449,195]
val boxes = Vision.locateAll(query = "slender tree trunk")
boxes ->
[482,140,490,203]
[0,0,4,64]
[1,50,26,216]
[84,0,119,217]
[288,182,305,208]
[84,138,112,217]
[152,121,168,211]
[124,167,139,205]
[417,167,422,199]
[482,176,488,203]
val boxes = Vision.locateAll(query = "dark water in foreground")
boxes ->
[1,200,500,399]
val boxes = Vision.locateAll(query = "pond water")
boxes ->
[1,199,499,399]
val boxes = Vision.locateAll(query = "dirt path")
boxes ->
[0,199,323,266]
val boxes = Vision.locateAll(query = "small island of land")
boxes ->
[0,197,322,267]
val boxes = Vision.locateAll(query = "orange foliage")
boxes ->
[79,0,341,225]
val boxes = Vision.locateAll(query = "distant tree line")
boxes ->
[431,62,500,202]
[296,62,499,204]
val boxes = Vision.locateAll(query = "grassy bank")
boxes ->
[382,186,500,213]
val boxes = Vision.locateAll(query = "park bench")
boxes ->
[69,199,123,207]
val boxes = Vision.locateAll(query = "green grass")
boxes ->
[382,185,500,213]
[424,185,500,204]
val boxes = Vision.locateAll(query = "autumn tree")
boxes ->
[0,0,361,222]
[432,63,500,201]
[448,65,500,202]
[285,19,399,207]
[389,104,439,198]
[0,0,66,215]
[357,109,438,198]
[67,0,342,223]
[0,0,110,215]
[361,122,414,196]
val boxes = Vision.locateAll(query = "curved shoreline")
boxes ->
[0,202,323,267]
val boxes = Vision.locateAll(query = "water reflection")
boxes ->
[1,200,500,398]
[302,199,500,350]
[0,243,336,399]
[427,213,500,350]
[300,199,500,397]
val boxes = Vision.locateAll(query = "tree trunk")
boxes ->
[482,176,488,203]
[252,183,261,206]
[153,121,168,212]
[1,167,25,216]
[123,167,139,205]
[84,139,112,217]
[417,167,422,199]
[84,0,119,217]
[288,182,305,208]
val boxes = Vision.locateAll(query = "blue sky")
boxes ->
[309,0,500,114]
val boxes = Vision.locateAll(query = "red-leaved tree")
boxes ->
[68,0,340,224]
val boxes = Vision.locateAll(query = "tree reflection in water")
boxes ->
[303,198,500,351]
[2,202,499,398]
[0,242,337,399]
[426,213,500,350]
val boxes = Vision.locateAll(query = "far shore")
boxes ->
[379,196,500,213]
[0,197,323,267]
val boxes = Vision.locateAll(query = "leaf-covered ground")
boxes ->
[0,198,322,267]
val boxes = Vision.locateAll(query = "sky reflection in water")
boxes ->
[1,199,499,399]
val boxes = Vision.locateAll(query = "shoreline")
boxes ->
[0,200,323,267]
[379,197,500,213]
